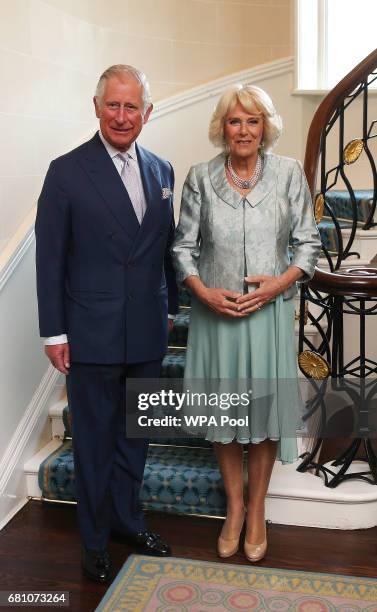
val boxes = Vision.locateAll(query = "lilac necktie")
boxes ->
[118,153,145,224]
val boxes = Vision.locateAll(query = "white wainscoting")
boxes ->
[0,236,65,529]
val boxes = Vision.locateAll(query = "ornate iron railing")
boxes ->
[297,49,377,487]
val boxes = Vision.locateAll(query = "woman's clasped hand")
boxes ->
[199,274,287,317]
[200,287,245,317]
[236,274,285,313]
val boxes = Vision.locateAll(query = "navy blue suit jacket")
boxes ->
[35,132,178,364]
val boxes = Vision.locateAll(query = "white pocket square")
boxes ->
[162,187,173,199]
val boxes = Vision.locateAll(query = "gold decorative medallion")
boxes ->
[315,194,325,224]
[298,350,330,379]
[343,139,364,164]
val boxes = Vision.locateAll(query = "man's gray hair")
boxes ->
[95,64,152,113]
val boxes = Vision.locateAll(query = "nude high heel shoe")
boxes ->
[244,516,267,562]
[244,537,267,562]
[217,510,245,558]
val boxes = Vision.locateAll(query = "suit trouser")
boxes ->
[66,360,161,551]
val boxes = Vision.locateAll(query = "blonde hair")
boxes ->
[209,84,282,151]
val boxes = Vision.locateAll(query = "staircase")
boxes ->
[23,253,377,529]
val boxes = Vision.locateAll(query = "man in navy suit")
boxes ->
[35,65,178,582]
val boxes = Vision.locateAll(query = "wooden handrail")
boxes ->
[313,267,377,297]
[304,48,377,199]
[303,48,377,295]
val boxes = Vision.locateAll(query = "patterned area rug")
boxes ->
[95,555,377,611]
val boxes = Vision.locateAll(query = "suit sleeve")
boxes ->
[35,160,71,337]
[171,166,201,284]
[164,162,179,315]
[289,160,321,282]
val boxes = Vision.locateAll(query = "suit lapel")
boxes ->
[137,144,161,216]
[132,144,162,243]
[79,133,140,239]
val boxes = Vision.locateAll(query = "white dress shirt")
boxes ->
[44,131,174,347]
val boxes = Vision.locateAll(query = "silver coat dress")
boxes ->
[172,152,321,297]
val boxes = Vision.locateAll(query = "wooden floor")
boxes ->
[0,500,376,611]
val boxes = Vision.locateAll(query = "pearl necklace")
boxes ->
[227,154,263,190]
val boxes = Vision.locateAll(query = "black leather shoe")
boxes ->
[118,531,171,557]
[82,548,112,583]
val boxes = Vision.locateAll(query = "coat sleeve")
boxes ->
[35,160,71,337]
[171,165,202,284]
[288,160,321,281]
[164,162,179,315]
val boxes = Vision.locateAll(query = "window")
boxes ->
[296,0,377,91]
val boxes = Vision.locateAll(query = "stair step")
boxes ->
[24,439,63,498]
[318,218,353,252]
[323,190,374,222]
[26,439,377,528]
[168,311,190,346]
[316,190,376,259]
[162,348,186,378]
[50,398,68,439]
[340,227,377,262]
[178,287,192,307]
[36,441,227,514]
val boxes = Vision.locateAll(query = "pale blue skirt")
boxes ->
[183,295,300,463]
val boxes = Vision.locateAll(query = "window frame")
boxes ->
[294,0,377,95]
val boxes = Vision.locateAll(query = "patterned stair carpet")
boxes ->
[39,440,227,516]
[95,555,377,611]
[317,190,374,252]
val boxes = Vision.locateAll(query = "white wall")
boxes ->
[0,0,293,251]
[0,1,96,249]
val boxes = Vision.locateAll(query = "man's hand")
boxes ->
[45,343,71,375]
[168,319,174,333]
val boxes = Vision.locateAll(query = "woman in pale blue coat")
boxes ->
[172,85,321,562]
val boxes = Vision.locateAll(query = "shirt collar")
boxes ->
[98,130,137,161]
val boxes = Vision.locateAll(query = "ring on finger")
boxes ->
[257,302,262,310]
